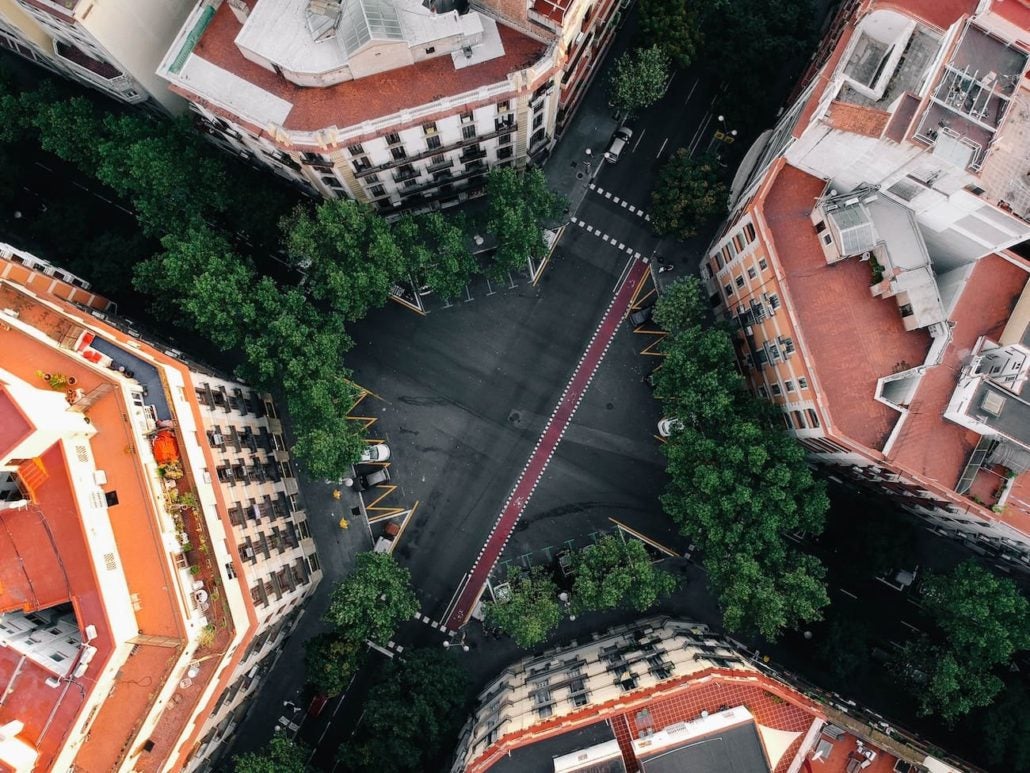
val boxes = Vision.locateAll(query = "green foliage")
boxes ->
[969,680,1030,771]
[571,535,677,613]
[338,648,470,771]
[650,150,728,239]
[283,199,406,321]
[921,560,1030,664]
[232,737,308,773]
[608,45,671,115]
[897,561,1030,722]
[393,212,478,300]
[654,278,828,640]
[485,167,565,278]
[303,632,365,696]
[696,0,815,126]
[816,610,873,684]
[483,566,562,648]
[638,0,700,70]
[323,552,420,645]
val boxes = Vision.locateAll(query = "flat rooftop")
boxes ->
[180,0,548,133]
[886,253,1030,531]
[488,721,622,773]
[762,164,932,451]
[638,722,769,773]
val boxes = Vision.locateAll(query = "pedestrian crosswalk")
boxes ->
[589,183,651,221]
[571,217,644,260]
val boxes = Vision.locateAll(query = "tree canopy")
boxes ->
[897,561,1030,722]
[483,566,562,648]
[338,648,470,771]
[655,278,829,640]
[323,552,420,645]
[303,632,365,697]
[571,535,677,613]
[637,0,701,70]
[484,167,565,277]
[650,150,728,240]
[393,212,478,300]
[232,737,308,773]
[608,46,671,116]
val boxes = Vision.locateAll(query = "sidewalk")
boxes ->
[543,12,639,216]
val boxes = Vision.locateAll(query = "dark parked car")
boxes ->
[357,467,391,491]
[628,305,653,327]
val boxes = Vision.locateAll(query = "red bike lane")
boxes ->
[444,258,649,630]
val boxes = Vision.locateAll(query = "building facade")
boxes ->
[157,0,621,211]
[0,242,320,772]
[703,0,1030,570]
[453,617,968,773]
[0,0,194,111]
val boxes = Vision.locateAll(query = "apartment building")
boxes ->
[453,617,966,773]
[704,0,1030,569]
[157,0,621,210]
[0,242,320,772]
[0,0,193,111]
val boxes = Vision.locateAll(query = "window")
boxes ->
[390,145,406,160]
[757,385,768,398]
[105,490,119,507]
[347,143,364,155]
[785,380,796,392]
[366,172,380,183]
[734,275,745,288]
[462,124,477,140]
[771,384,782,396]
[460,111,473,123]
[426,134,441,150]
[747,267,757,279]
[422,121,437,135]
[385,132,401,145]
[799,377,809,390]
[498,146,513,160]
[369,184,386,197]
[744,223,756,242]
[497,99,510,113]
[806,409,820,428]
[353,157,371,173]
[759,258,768,271]
[724,284,733,297]
[499,133,511,145]
[403,178,418,189]
[424,46,435,54]
[768,293,781,310]
[533,112,544,129]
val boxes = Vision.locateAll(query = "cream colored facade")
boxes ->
[0,0,192,111]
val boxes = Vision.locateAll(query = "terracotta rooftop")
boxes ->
[824,100,890,137]
[888,253,1030,531]
[0,281,231,772]
[188,0,548,133]
[531,0,570,25]
[761,163,932,451]
[470,669,831,773]
[874,0,976,30]
[0,387,32,460]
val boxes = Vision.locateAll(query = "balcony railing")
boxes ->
[354,124,518,179]
[459,148,487,163]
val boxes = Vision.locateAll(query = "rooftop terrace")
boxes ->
[762,163,932,451]
[174,0,548,133]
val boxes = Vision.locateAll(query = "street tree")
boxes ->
[650,150,728,239]
[323,552,420,645]
[303,632,365,696]
[338,648,470,771]
[652,276,707,334]
[134,227,256,349]
[483,566,562,648]
[921,560,1030,665]
[485,167,565,278]
[654,326,742,425]
[638,0,701,70]
[609,45,671,116]
[283,198,406,321]
[393,212,478,300]
[232,737,308,773]
[896,561,1030,721]
[572,535,677,613]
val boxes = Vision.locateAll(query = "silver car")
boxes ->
[605,127,634,163]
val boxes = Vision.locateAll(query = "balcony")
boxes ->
[459,147,487,164]
[354,124,518,179]
[54,40,125,82]
[393,166,420,183]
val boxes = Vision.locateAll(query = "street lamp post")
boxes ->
[715,115,738,144]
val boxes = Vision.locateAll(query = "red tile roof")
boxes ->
[824,101,891,137]
[874,0,977,30]
[811,731,899,773]
[760,163,932,451]
[887,253,1030,531]
[469,669,824,773]
[531,0,570,24]
[0,387,33,460]
[190,0,548,133]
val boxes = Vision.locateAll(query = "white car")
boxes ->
[604,127,634,163]
[359,443,391,462]
[658,418,684,438]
